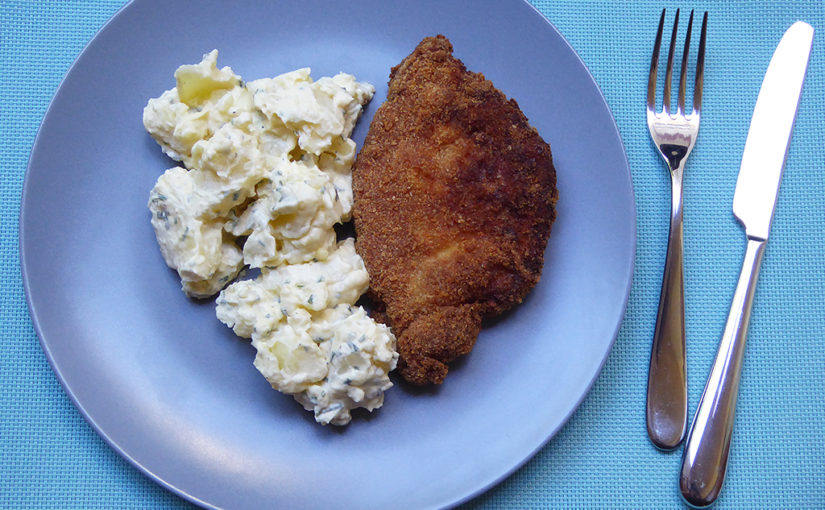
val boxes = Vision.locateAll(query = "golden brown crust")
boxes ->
[353,35,558,385]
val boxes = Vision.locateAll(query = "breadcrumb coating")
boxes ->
[353,35,558,385]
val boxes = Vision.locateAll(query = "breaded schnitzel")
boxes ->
[353,35,558,385]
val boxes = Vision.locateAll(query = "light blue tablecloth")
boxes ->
[2,1,823,508]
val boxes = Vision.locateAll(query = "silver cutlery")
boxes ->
[679,21,814,508]
[645,8,708,451]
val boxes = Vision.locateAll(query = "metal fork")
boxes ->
[645,8,708,451]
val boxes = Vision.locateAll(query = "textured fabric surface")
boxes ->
[2,1,823,508]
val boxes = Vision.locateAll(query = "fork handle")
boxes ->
[646,170,688,450]
[679,237,765,508]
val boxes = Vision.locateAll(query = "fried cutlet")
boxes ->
[353,35,558,385]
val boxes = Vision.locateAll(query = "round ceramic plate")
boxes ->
[20,0,635,508]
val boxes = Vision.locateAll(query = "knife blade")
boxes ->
[734,21,814,240]
[679,22,813,509]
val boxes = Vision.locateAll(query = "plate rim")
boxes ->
[19,0,636,507]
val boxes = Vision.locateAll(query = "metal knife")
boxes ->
[679,21,814,508]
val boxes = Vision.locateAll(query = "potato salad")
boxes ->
[144,51,397,425]
[217,240,396,425]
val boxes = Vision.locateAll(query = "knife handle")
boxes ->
[680,237,766,508]
[646,170,688,450]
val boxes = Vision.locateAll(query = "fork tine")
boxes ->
[663,9,680,114]
[647,9,666,111]
[677,10,695,115]
[693,12,708,115]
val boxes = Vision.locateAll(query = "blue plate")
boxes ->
[20,0,635,507]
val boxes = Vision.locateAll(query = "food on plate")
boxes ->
[145,50,374,298]
[353,35,558,385]
[144,51,397,425]
[217,240,397,425]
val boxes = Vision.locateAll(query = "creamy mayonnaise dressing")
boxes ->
[144,50,397,425]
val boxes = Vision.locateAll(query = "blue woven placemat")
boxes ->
[2,1,823,508]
